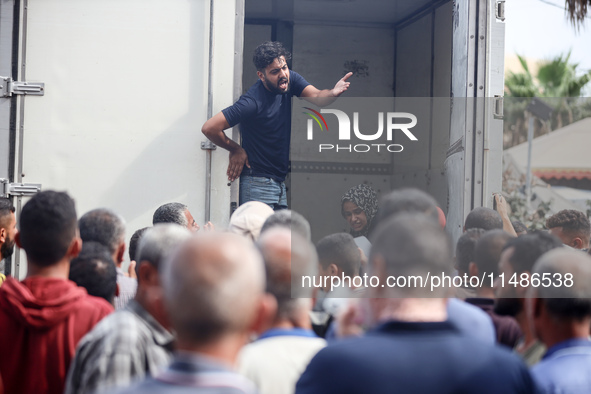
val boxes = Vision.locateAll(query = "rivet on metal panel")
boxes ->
[480,35,484,39]
[479,86,484,90]
[469,83,473,87]
[470,35,474,39]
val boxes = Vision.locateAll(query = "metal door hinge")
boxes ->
[0,76,45,97]
[493,95,504,119]
[201,141,217,150]
[0,179,42,198]
[495,1,505,21]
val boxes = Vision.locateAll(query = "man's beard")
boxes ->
[494,297,522,317]
[264,77,289,95]
[1,238,15,260]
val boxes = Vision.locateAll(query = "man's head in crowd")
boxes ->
[153,202,199,233]
[253,41,292,95]
[527,248,591,348]
[258,228,317,328]
[375,187,439,229]
[128,227,149,263]
[512,220,528,236]
[260,209,312,241]
[16,191,81,272]
[0,198,17,261]
[464,207,503,232]
[161,232,271,363]
[470,230,512,291]
[495,231,563,317]
[545,209,591,250]
[79,208,126,267]
[367,214,453,323]
[69,241,117,304]
[316,233,360,291]
[455,228,485,277]
[135,224,191,330]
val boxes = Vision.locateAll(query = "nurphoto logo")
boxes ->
[304,108,418,153]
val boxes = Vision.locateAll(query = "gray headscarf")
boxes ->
[341,184,378,237]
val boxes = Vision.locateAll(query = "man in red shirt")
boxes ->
[0,190,113,394]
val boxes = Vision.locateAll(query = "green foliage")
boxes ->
[504,51,591,149]
[505,191,552,231]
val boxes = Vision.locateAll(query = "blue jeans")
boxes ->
[239,174,287,211]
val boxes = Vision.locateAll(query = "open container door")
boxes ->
[8,0,241,278]
[447,0,505,242]
[243,0,506,242]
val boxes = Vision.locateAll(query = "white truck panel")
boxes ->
[12,0,236,277]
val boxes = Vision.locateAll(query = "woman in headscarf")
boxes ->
[341,184,378,238]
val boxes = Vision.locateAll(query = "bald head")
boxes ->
[257,228,317,320]
[161,233,265,346]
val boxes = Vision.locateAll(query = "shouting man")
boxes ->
[202,41,352,210]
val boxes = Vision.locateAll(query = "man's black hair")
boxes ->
[544,298,591,321]
[253,41,292,72]
[503,230,563,274]
[474,229,512,280]
[494,231,563,318]
[546,209,591,243]
[129,227,150,262]
[79,208,125,255]
[316,233,360,277]
[464,207,503,231]
[153,202,188,227]
[373,187,440,230]
[19,191,77,266]
[69,241,117,304]
[0,198,15,226]
[456,228,486,274]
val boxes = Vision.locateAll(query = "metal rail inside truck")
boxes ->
[0,0,505,278]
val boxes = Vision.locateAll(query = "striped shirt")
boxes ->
[64,299,173,394]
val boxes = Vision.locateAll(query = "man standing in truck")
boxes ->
[202,41,352,210]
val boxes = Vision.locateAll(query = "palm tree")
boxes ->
[503,51,591,148]
[566,0,590,28]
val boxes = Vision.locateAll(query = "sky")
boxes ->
[505,0,591,95]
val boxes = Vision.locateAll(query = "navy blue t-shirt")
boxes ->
[296,321,539,394]
[222,70,310,182]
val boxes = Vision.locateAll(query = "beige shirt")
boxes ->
[237,334,326,394]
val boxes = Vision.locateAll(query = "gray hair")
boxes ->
[258,228,317,320]
[79,208,126,255]
[161,232,265,346]
[260,209,312,241]
[530,248,591,320]
[153,202,188,227]
[136,224,191,275]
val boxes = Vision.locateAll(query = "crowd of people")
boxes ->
[0,186,590,394]
[1,40,590,394]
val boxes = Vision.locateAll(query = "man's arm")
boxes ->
[201,112,250,182]
[494,194,517,237]
[301,72,353,106]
